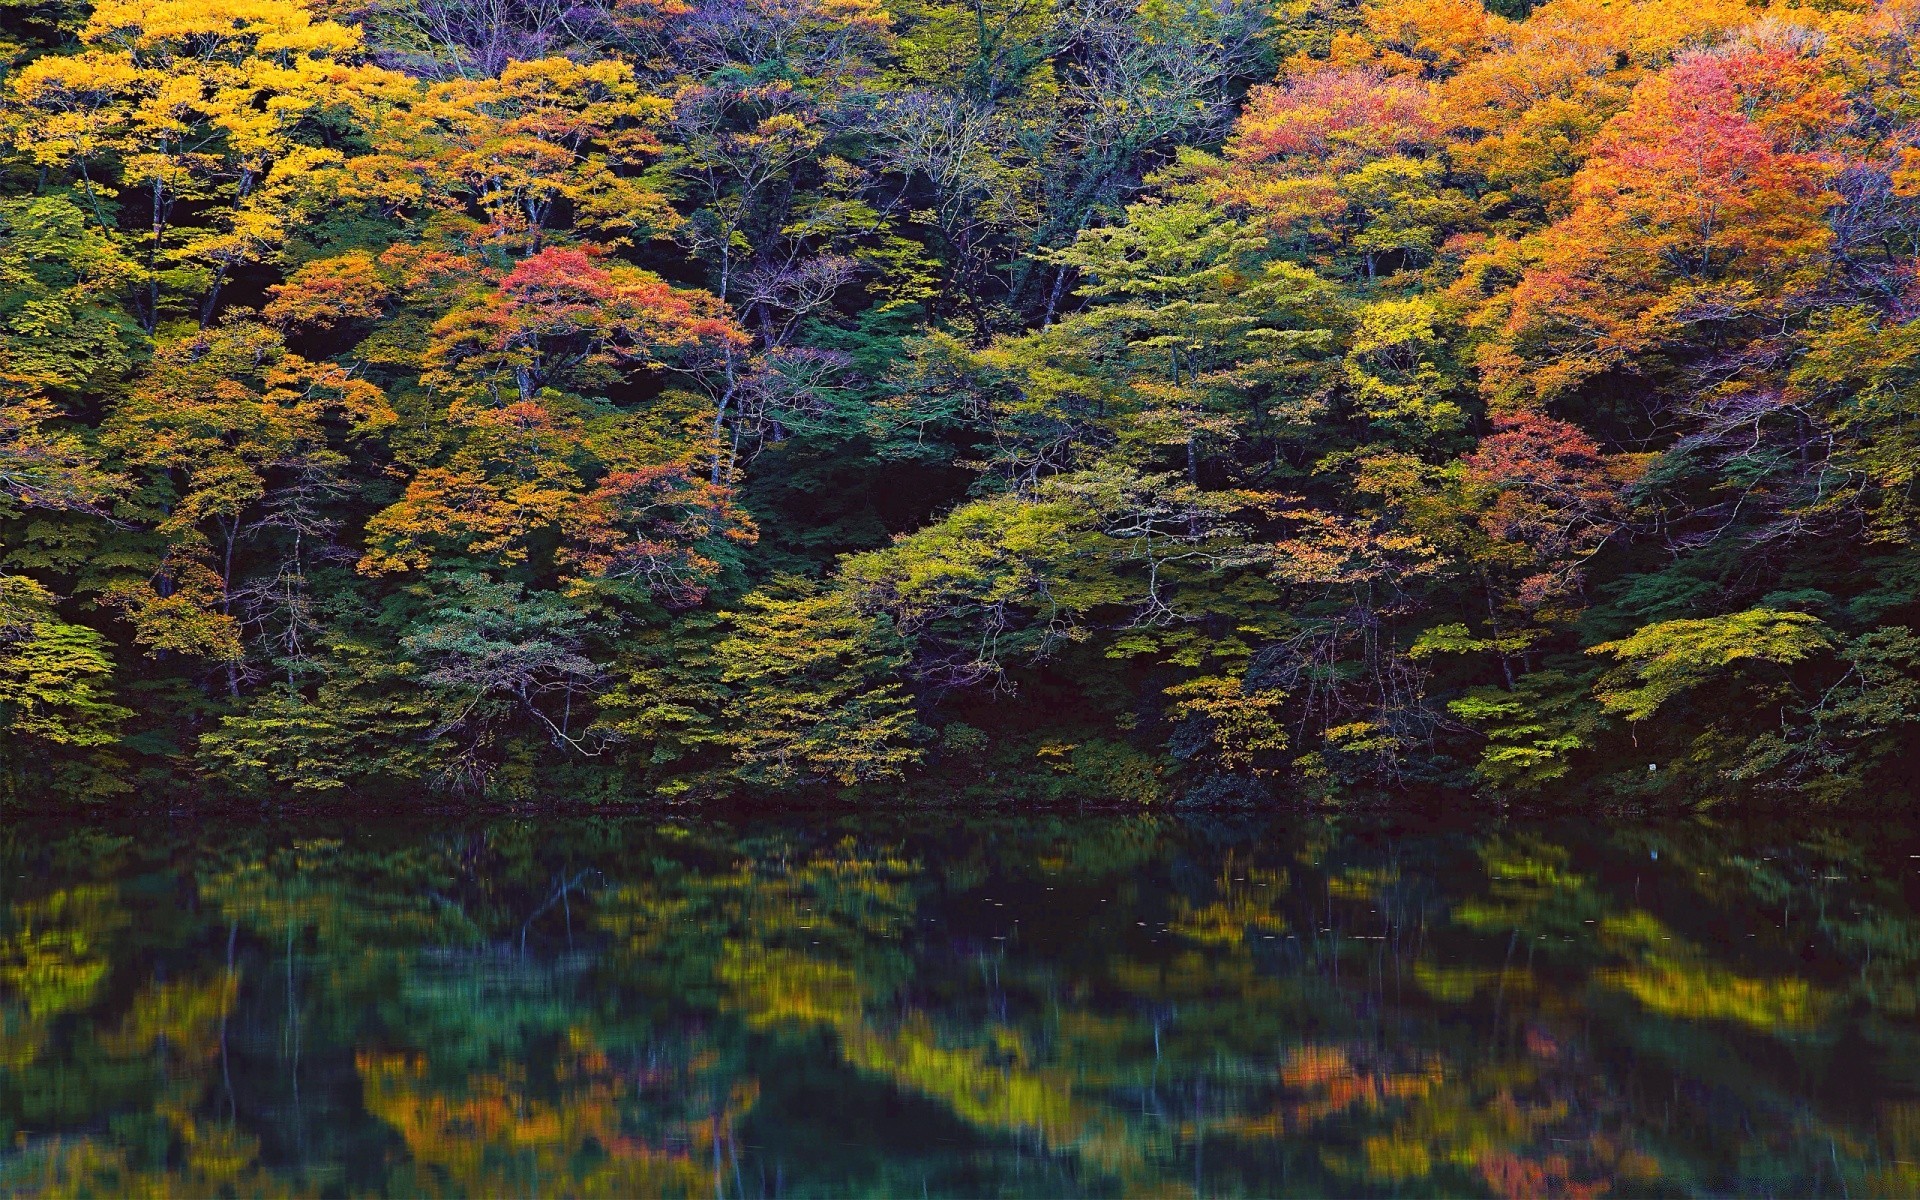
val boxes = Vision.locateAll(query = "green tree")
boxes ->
[717,580,922,787]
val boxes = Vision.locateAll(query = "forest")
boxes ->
[2,0,1918,806]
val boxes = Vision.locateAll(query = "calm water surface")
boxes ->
[4,809,1920,1197]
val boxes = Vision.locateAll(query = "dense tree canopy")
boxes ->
[2,0,1918,804]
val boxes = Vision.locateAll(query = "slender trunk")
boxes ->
[710,352,738,486]
[145,173,166,334]
[200,171,256,327]
[222,517,242,699]
[726,397,747,481]
[1040,210,1091,330]
[1483,578,1516,688]
[709,230,740,485]
[201,257,234,329]
[77,167,114,236]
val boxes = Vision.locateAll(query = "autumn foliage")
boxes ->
[2,0,1918,803]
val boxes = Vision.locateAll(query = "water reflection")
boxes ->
[3,812,1919,1196]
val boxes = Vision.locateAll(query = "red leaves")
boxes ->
[1464,412,1620,521]
[1478,1152,1612,1200]
[560,465,755,607]
[499,246,619,309]
[1581,48,1838,270]
[1462,412,1646,612]
[1211,65,1442,239]
[502,249,746,358]
[425,248,747,399]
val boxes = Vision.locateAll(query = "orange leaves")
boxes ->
[1358,0,1507,78]
[0,394,125,517]
[559,465,755,606]
[359,428,755,606]
[1228,68,1435,175]
[357,380,754,606]
[6,0,764,649]
[264,250,392,330]
[422,247,746,400]
[1462,414,1640,532]
[103,555,246,661]
[355,1046,709,1196]
[1268,503,1446,589]
[362,57,679,253]
[1488,46,1841,404]
[358,464,543,573]
[359,392,587,573]
[499,246,620,312]
[100,322,394,658]
[1582,46,1840,261]
[109,322,392,492]
[1278,1044,1443,1127]
[1479,1154,1613,1200]
[1210,66,1438,239]
[2,0,399,331]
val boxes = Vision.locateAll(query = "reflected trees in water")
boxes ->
[3,813,1919,1197]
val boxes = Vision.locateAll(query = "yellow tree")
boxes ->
[352,56,679,258]
[4,0,396,332]
[102,321,394,677]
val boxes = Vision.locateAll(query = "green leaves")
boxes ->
[1589,609,1832,723]
[0,197,144,402]
[1448,670,1603,790]
[716,581,922,787]
[0,574,130,749]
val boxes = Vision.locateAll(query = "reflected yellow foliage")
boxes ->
[198,841,477,949]
[844,1015,1076,1134]
[1600,961,1823,1029]
[1593,904,1830,1029]
[1413,961,1530,1002]
[1169,856,1288,946]
[1454,839,1593,931]
[718,943,866,1026]
[1363,1133,1432,1180]
[1108,949,1294,1008]
[1597,910,1670,946]
[2,885,127,1020]
[0,816,1906,1198]
[102,974,237,1059]
[1328,866,1396,902]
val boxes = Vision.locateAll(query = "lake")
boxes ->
[3,809,1918,1197]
